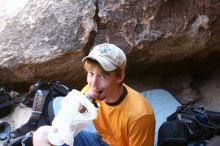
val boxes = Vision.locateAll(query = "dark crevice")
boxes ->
[83,30,96,56]
[95,0,101,32]
[126,49,220,78]
[83,0,100,56]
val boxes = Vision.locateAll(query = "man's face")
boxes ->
[86,67,122,101]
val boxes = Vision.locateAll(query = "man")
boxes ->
[33,43,155,146]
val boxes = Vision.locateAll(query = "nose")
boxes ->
[89,75,99,88]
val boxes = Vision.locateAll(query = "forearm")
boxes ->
[33,126,53,146]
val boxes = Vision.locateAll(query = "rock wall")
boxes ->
[0,0,219,91]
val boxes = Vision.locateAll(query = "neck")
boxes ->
[104,85,123,103]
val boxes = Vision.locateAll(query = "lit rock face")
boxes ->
[95,0,220,67]
[0,0,97,86]
[0,0,219,87]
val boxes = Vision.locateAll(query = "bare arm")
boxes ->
[33,126,53,146]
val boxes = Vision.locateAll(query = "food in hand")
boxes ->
[78,103,88,113]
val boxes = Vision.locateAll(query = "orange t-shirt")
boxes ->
[81,84,155,146]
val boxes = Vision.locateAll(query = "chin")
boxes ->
[98,96,106,101]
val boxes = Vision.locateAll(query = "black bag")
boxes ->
[158,105,220,146]
[0,121,11,141]
[0,90,12,118]
[158,120,188,146]
[3,81,70,146]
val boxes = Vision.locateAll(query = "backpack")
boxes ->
[0,87,20,118]
[0,91,13,118]
[158,105,220,146]
[1,81,70,146]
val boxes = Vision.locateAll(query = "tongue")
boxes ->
[87,90,100,100]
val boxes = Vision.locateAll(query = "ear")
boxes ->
[117,71,125,84]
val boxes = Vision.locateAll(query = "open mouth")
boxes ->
[88,89,104,100]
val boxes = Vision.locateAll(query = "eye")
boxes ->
[88,71,93,76]
[100,74,107,79]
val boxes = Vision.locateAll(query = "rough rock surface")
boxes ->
[0,0,220,103]
[161,74,200,104]
[0,0,97,87]
[126,69,220,111]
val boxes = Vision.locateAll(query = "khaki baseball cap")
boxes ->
[82,43,127,71]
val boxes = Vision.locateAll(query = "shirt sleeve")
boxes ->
[80,84,90,94]
[128,114,155,146]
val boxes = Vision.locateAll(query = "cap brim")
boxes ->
[82,55,117,71]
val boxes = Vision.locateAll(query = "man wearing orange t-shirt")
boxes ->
[33,43,155,146]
